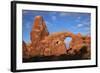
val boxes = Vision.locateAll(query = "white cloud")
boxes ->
[60,13,67,16]
[52,16,56,20]
[77,24,83,28]
[46,21,53,26]
[76,16,81,22]
[25,21,31,29]
[76,19,90,28]
[77,16,81,20]
[59,12,71,17]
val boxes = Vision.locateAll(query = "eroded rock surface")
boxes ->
[23,16,91,59]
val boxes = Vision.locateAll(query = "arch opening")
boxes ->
[64,37,72,49]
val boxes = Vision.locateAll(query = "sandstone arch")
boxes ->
[39,32,77,56]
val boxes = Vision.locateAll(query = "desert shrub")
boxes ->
[82,36,86,40]
[80,45,88,54]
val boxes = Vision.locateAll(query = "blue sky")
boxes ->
[22,10,91,43]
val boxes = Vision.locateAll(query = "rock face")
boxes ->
[30,16,49,57]
[68,33,84,55]
[39,32,70,56]
[22,41,29,59]
[30,16,49,49]
[23,16,91,59]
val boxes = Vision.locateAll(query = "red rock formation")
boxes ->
[23,16,91,59]
[81,36,91,59]
[22,41,29,59]
[39,32,70,56]
[84,36,91,48]
[65,33,82,55]
[28,16,49,57]
[30,16,49,50]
